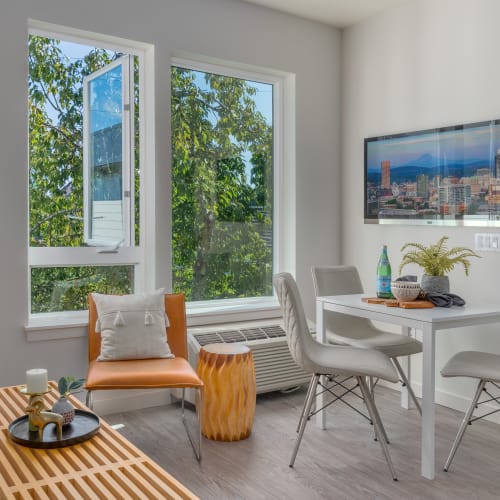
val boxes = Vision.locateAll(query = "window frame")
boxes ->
[26,28,294,335]
[27,22,154,323]
[83,54,135,248]
[170,57,285,314]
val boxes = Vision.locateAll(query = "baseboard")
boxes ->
[90,388,172,415]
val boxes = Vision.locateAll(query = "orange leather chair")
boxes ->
[85,293,203,460]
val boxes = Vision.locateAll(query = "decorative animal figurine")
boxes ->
[25,395,63,440]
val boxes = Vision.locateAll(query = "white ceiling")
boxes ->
[241,0,409,28]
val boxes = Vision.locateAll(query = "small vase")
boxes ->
[52,397,75,425]
[421,275,450,294]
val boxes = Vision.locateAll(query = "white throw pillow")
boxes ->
[92,290,174,361]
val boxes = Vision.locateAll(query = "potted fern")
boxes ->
[399,236,480,293]
[52,376,85,425]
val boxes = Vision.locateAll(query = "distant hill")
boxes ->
[367,154,491,184]
[403,153,436,168]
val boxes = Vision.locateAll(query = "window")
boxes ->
[83,55,134,247]
[28,27,147,315]
[171,60,279,303]
[28,27,287,322]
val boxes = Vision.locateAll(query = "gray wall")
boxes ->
[0,0,341,395]
[341,0,500,416]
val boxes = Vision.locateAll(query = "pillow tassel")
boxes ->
[95,318,101,333]
[164,312,170,328]
[114,311,125,327]
[144,311,153,326]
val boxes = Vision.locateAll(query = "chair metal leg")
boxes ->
[86,390,93,410]
[358,377,398,481]
[392,358,422,415]
[290,374,319,467]
[368,376,375,393]
[296,374,317,433]
[368,376,390,444]
[181,387,203,462]
[368,376,377,441]
[444,379,486,472]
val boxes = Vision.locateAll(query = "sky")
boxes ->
[58,41,273,126]
[366,122,500,170]
[60,39,91,60]
[188,68,273,125]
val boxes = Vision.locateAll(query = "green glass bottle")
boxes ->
[377,245,393,298]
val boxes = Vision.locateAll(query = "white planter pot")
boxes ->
[52,397,75,425]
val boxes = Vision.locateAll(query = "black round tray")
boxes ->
[8,409,100,449]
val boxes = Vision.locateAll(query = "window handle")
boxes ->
[97,239,124,254]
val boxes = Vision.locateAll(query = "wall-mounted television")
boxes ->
[364,118,500,226]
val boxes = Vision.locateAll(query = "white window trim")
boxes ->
[27,21,156,326]
[26,44,296,339]
[171,56,294,304]
[24,296,282,342]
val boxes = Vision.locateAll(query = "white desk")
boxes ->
[315,294,500,480]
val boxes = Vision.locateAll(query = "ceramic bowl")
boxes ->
[390,281,421,301]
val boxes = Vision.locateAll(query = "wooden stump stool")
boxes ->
[197,343,256,441]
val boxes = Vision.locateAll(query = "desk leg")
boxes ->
[315,300,326,430]
[400,326,410,410]
[421,325,436,479]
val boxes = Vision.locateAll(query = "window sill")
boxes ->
[186,296,281,326]
[25,297,282,342]
[25,312,89,342]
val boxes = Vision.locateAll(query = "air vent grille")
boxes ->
[186,322,312,396]
[193,325,286,346]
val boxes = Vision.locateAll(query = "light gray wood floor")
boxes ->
[106,384,500,500]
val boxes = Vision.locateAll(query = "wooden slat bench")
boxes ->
[0,382,198,499]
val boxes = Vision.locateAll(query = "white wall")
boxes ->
[342,0,500,416]
[0,0,341,400]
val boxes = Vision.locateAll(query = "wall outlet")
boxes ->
[475,233,500,251]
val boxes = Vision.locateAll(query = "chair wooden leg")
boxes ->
[358,377,398,481]
[181,387,203,462]
[290,374,319,467]
[392,357,422,415]
[444,379,486,472]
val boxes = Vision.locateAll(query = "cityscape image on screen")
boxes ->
[364,119,500,225]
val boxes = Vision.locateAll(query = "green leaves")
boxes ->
[399,236,480,276]
[57,376,85,398]
[29,39,274,310]
[29,36,135,312]
[171,67,273,301]
[28,36,114,249]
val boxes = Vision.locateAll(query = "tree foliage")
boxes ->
[29,36,117,247]
[29,36,132,312]
[29,37,274,311]
[171,67,273,301]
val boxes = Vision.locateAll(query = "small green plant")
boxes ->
[57,376,85,399]
[399,236,480,276]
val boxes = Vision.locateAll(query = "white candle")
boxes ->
[26,368,48,394]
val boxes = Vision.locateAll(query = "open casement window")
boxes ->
[28,27,151,318]
[83,55,134,247]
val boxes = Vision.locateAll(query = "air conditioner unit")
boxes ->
[178,319,313,404]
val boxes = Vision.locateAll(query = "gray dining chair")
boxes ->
[441,351,500,471]
[311,265,422,415]
[273,272,400,480]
